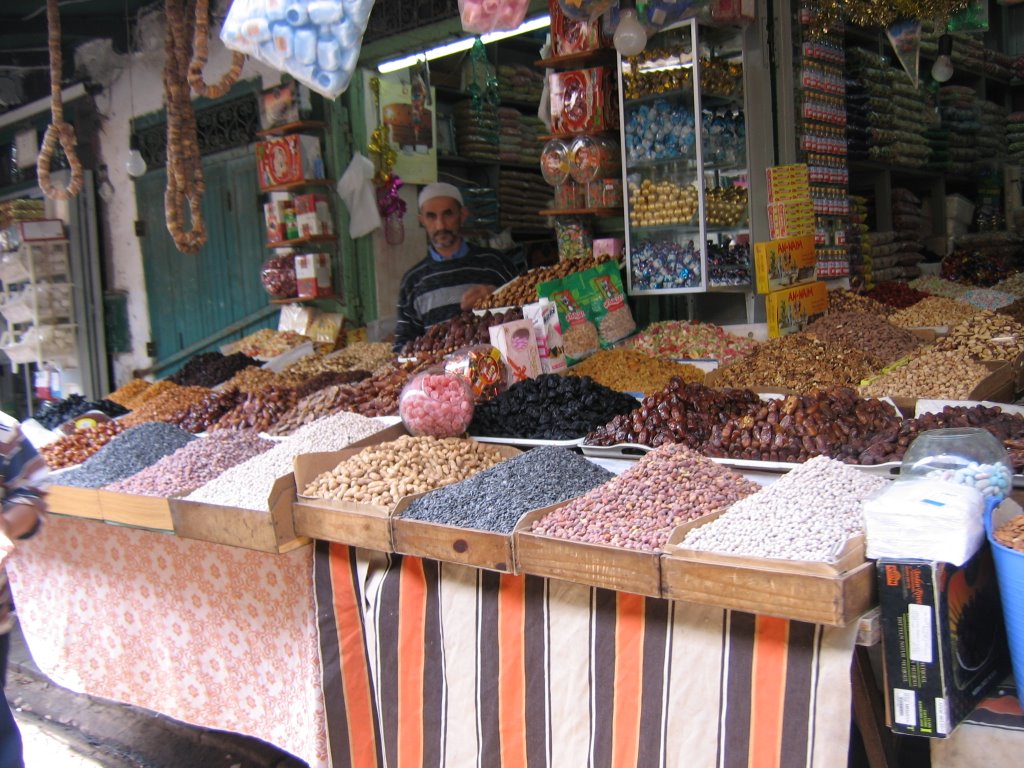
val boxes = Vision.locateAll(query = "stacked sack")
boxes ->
[848,195,872,287]
[891,188,925,280]
[977,99,1009,169]
[867,231,904,284]
[455,99,499,161]
[497,106,545,165]
[461,186,500,232]
[845,48,932,168]
[498,170,552,231]
[497,64,544,103]
[1007,112,1024,164]
[938,85,980,177]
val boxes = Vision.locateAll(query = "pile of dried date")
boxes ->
[400,309,523,356]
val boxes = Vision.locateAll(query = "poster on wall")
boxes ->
[378,72,438,185]
[886,19,921,87]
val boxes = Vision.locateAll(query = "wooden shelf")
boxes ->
[261,179,335,193]
[268,296,338,305]
[536,48,616,70]
[539,207,622,216]
[266,234,337,248]
[256,121,326,137]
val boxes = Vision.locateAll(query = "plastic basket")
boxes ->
[985,499,1024,693]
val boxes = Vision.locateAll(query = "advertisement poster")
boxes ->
[378,72,437,185]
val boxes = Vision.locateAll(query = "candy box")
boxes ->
[488,318,542,386]
[753,234,817,293]
[294,252,333,298]
[523,298,567,375]
[764,280,828,337]
[264,200,290,243]
[593,238,624,259]
[549,0,608,56]
[294,193,332,237]
[877,547,1008,737]
[256,134,324,190]
[550,67,617,136]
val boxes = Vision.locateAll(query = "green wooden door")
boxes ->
[135,146,274,372]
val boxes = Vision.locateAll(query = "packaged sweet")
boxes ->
[399,370,475,438]
[523,298,567,374]
[307,312,346,348]
[459,0,529,34]
[278,303,317,336]
[261,253,297,298]
[443,344,508,400]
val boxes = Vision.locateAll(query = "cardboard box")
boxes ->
[256,134,324,190]
[766,164,811,202]
[549,0,608,55]
[550,67,617,136]
[260,81,313,129]
[753,234,817,293]
[294,252,333,298]
[264,201,289,243]
[767,199,815,239]
[764,280,829,337]
[877,547,1008,737]
[293,193,332,236]
[488,318,542,385]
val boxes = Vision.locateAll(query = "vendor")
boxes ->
[393,183,518,351]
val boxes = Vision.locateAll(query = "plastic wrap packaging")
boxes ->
[443,344,507,400]
[261,253,298,298]
[278,303,317,335]
[458,0,529,34]
[221,0,375,99]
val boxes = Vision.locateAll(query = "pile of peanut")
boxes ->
[302,436,508,508]
[932,310,1024,362]
[887,296,978,328]
[860,349,992,400]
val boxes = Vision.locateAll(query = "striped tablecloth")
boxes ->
[315,544,859,768]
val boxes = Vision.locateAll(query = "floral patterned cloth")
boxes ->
[6,515,328,768]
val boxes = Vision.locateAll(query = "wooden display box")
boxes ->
[169,472,306,554]
[97,490,174,532]
[390,445,522,573]
[46,483,102,521]
[291,423,409,551]
[661,512,875,626]
[513,501,662,597]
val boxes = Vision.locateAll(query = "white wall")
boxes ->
[93,8,282,386]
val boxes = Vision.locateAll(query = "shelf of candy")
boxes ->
[628,237,703,293]
[627,178,699,230]
[707,239,751,288]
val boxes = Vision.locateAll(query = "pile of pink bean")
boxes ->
[399,372,475,438]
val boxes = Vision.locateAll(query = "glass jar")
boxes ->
[901,427,1013,501]
[260,253,297,299]
[399,369,475,438]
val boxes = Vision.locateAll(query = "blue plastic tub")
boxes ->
[985,499,1024,693]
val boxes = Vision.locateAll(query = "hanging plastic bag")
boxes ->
[337,152,382,238]
[221,0,375,99]
[458,0,529,35]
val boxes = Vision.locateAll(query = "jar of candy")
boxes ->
[260,253,297,299]
[540,139,570,186]
[399,369,475,438]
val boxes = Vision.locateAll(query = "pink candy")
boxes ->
[399,372,475,438]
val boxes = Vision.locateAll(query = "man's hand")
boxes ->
[460,284,495,310]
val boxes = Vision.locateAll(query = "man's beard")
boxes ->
[430,230,458,249]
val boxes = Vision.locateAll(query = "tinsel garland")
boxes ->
[806,0,972,36]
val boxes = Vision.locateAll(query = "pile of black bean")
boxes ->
[469,374,640,440]
[398,446,614,532]
[34,394,129,429]
[52,421,197,488]
[168,351,259,388]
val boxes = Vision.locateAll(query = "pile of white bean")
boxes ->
[184,412,387,510]
[679,455,888,562]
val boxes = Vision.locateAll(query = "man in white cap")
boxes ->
[393,182,518,350]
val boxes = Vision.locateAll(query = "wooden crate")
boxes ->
[514,502,662,597]
[661,515,875,626]
[46,484,102,520]
[170,472,307,553]
[97,490,174,531]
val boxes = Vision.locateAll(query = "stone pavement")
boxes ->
[5,623,307,768]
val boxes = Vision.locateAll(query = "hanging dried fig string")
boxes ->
[164,0,206,254]
[188,0,245,99]
[37,0,84,201]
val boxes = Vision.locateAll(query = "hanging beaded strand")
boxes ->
[37,0,85,201]
[188,0,246,99]
[164,0,207,254]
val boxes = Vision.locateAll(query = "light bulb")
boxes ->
[613,8,647,57]
[126,148,147,177]
[931,55,954,83]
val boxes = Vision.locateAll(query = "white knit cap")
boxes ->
[418,182,464,209]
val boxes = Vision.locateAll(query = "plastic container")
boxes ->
[985,500,1024,693]
[399,369,475,438]
[900,427,1013,501]
[260,254,297,299]
[442,345,507,401]
[540,139,570,186]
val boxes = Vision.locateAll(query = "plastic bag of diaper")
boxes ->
[221,0,376,99]
[458,0,530,35]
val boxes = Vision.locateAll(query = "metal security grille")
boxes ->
[135,91,259,169]
[363,0,459,43]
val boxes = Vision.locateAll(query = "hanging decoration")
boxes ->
[459,0,530,34]
[164,0,207,254]
[37,0,84,202]
[368,77,407,245]
[188,0,246,99]
[805,0,972,37]
[886,18,922,87]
